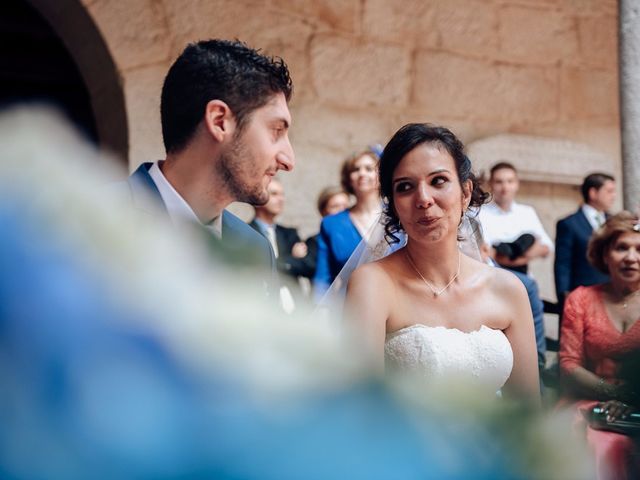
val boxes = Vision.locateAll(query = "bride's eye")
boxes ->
[431,175,448,186]
[394,181,412,193]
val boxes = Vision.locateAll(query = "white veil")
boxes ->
[314,210,484,322]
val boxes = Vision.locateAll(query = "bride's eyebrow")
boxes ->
[392,176,411,185]
[429,168,452,175]
[392,168,451,184]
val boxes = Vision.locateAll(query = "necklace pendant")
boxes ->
[433,291,439,297]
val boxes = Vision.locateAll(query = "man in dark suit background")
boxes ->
[250,178,313,307]
[554,172,616,305]
[114,40,295,296]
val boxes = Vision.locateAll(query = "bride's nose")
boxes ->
[415,184,434,209]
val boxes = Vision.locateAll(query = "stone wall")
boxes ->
[60,0,620,298]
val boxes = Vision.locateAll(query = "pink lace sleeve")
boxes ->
[559,287,587,375]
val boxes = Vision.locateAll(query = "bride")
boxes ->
[344,124,540,402]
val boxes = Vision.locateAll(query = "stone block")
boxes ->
[413,51,557,125]
[290,103,393,154]
[121,64,168,168]
[270,0,360,33]
[87,0,171,70]
[577,15,618,69]
[280,48,314,104]
[562,0,618,17]
[162,0,314,99]
[276,144,340,238]
[498,5,578,65]
[362,0,439,46]
[467,133,613,185]
[560,67,619,121]
[162,0,314,59]
[531,124,621,166]
[503,0,561,6]
[413,51,499,120]
[496,63,558,125]
[435,0,499,58]
[310,36,411,108]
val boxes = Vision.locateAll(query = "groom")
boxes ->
[116,40,295,295]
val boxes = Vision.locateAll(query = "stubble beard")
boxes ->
[218,134,269,206]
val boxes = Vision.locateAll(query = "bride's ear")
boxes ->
[461,179,472,212]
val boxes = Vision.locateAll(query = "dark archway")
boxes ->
[9,0,129,163]
[1,0,98,144]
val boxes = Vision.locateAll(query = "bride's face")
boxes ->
[391,143,471,243]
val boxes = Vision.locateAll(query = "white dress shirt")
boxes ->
[148,161,222,238]
[581,204,605,231]
[252,218,279,258]
[478,201,554,252]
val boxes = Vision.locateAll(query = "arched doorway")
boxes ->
[1,0,98,143]
[1,0,129,163]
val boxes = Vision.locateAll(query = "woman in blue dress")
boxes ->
[313,147,382,300]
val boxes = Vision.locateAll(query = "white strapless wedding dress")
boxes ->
[385,324,513,395]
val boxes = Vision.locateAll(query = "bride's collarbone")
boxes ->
[400,282,484,307]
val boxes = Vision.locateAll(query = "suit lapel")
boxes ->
[275,225,288,256]
[575,208,593,234]
[128,163,168,215]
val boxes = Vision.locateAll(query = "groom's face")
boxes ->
[218,93,294,205]
[391,144,467,243]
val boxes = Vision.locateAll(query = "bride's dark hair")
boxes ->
[380,123,489,244]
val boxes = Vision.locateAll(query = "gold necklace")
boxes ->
[621,289,640,309]
[405,248,461,297]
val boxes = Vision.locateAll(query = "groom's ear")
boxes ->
[203,99,235,143]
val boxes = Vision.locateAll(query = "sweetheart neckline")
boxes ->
[386,324,506,340]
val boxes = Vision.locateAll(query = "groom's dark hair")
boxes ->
[379,123,489,244]
[161,39,293,154]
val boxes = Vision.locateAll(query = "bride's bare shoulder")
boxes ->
[351,259,391,284]
[348,251,402,290]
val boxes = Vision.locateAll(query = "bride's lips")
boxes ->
[416,216,439,226]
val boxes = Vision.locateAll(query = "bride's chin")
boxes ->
[409,227,446,243]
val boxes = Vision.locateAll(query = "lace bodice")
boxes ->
[385,324,513,395]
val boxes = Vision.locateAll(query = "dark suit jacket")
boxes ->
[249,220,315,280]
[554,208,609,303]
[112,163,276,294]
[304,234,319,280]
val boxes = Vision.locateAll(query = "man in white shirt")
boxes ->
[116,40,295,295]
[554,173,616,304]
[478,162,553,274]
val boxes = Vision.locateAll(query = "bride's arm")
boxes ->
[497,271,542,405]
[344,263,393,373]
